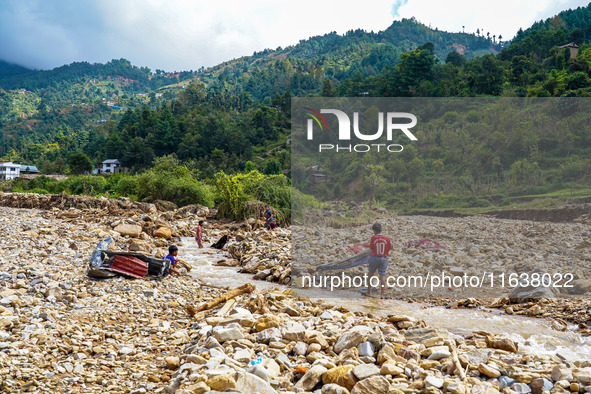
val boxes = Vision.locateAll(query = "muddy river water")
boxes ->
[182,237,591,361]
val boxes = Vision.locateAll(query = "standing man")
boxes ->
[367,223,392,299]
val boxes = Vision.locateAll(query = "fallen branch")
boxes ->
[451,347,466,381]
[216,298,238,316]
[186,283,255,316]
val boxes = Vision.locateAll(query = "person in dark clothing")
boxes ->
[263,204,277,231]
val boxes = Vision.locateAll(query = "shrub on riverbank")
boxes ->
[213,170,291,223]
[9,156,302,222]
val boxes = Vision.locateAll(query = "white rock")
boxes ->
[235,371,277,394]
[352,364,380,380]
[213,327,244,342]
[233,348,252,363]
[425,376,444,389]
[118,347,133,355]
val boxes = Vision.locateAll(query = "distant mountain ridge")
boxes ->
[0,58,194,92]
[0,60,33,80]
[197,18,499,99]
[516,3,591,40]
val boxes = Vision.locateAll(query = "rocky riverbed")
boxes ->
[293,213,591,300]
[1,196,591,393]
[0,205,222,392]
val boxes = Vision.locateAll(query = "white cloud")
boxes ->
[0,0,588,71]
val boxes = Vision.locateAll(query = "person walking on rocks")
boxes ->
[366,223,392,299]
[195,220,204,249]
[263,205,277,231]
[165,245,180,275]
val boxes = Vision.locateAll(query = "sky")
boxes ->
[0,0,588,72]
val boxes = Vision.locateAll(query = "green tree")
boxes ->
[23,143,46,164]
[364,164,386,202]
[37,99,49,116]
[387,158,407,183]
[122,137,155,169]
[264,159,282,175]
[406,157,425,184]
[571,28,585,44]
[509,158,541,186]
[53,157,66,174]
[244,161,256,172]
[565,71,590,90]
[510,55,535,85]
[68,152,93,174]
[492,156,503,178]
[321,80,334,97]
[465,54,505,95]
[445,51,466,67]
[432,159,444,175]
[394,48,436,96]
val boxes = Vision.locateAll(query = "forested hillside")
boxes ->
[199,18,498,100]
[0,60,32,79]
[0,58,195,93]
[85,84,290,177]
[0,59,196,166]
[2,4,591,212]
[0,18,499,174]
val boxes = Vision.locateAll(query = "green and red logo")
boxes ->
[305,107,329,137]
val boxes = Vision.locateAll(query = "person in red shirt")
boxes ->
[367,222,392,299]
[195,220,204,249]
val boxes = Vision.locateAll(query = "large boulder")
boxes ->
[486,336,518,353]
[114,223,142,238]
[323,365,357,391]
[352,364,380,381]
[206,374,236,391]
[153,200,178,212]
[567,279,591,295]
[176,204,210,218]
[351,376,389,394]
[153,226,172,239]
[508,284,556,303]
[128,239,152,253]
[234,371,276,394]
[132,202,157,214]
[334,328,366,354]
[294,365,327,391]
[255,314,281,332]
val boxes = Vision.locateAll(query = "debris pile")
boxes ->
[292,214,591,299]
[1,198,591,393]
[169,286,591,394]
[224,227,292,285]
[0,206,222,392]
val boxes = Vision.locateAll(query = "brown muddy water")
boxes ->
[183,237,591,361]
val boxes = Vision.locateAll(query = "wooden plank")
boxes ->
[187,283,255,315]
[216,298,237,316]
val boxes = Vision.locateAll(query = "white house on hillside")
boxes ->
[0,162,21,180]
[93,159,128,174]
